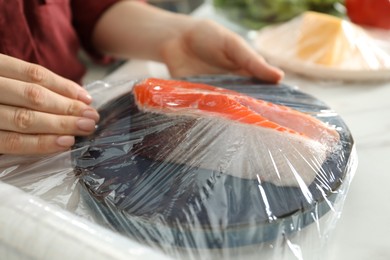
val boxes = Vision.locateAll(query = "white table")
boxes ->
[284,76,390,260]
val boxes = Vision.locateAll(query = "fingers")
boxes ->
[0,103,97,155]
[0,54,99,155]
[0,131,75,155]
[0,54,92,104]
[0,77,99,120]
[225,35,284,83]
[0,105,97,135]
[160,17,284,82]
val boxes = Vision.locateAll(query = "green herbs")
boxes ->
[213,0,344,29]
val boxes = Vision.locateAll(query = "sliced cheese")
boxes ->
[297,11,354,66]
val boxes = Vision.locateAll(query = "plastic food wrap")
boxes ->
[0,76,357,260]
[253,11,390,81]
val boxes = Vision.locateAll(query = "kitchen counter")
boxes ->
[284,76,390,260]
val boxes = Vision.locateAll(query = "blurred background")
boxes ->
[147,0,204,13]
[82,0,348,84]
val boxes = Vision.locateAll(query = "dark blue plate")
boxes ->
[72,76,354,250]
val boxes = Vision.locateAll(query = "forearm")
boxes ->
[92,0,192,61]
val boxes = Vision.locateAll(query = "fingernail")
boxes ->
[78,88,93,104]
[56,136,75,147]
[82,109,100,122]
[276,67,284,77]
[77,118,96,132]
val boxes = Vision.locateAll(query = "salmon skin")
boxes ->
[132,78,340,187]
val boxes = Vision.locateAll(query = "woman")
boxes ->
[0,0,283,155]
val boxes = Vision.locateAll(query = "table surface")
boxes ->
[189,3,390,260]
[284,77,390,260]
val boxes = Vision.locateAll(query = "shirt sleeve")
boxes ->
[71,0,120,63]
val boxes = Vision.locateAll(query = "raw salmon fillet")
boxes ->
[133,78,340,187]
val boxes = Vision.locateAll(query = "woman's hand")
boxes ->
[92,1,283,83]
[160,19,284,83]
[0,54,99,155]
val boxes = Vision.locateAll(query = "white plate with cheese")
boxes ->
[252,11,390,81]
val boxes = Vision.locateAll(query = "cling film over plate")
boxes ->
[0,76,357,260]
[252,11,390,81]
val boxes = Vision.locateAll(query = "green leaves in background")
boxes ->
[213,0,344,29]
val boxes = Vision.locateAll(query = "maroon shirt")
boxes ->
[0,0,119,83]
